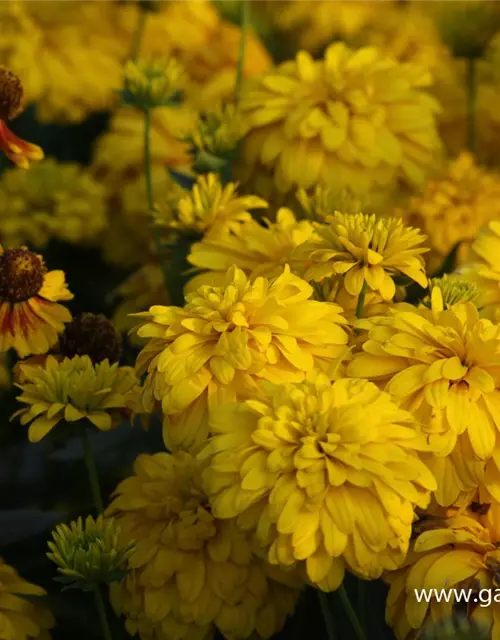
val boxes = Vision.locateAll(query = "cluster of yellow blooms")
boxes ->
[6,2,500,640]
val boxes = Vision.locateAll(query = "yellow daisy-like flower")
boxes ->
[398,152,500,273]
[0,247,72,357]
[460,221,500,323]
[186,207,316,292]
[348,298,500,507]
[385,503,500,639]
[0,159,107,249]
[293,212,428,301]
[0,1,130,123]
[0,558,54,640]
[108,451,301,640]
[13,355,139,443]
[155,173,268,237]
[201,375,435,591]
[135,265,348,452]
[236,42,441,200]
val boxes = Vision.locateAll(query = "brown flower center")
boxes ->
[0,67,23,121]
[0,249,46,302]
[59,313,122,363]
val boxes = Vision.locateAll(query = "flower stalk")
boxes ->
[235,0,250,103]
[338,585,368,640]
[317,590,336,640]
[466,57,477,154]
[355,280,368,318]
[94,585,113,640]
[82,429,104,514]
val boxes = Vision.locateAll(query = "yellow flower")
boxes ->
[108,451,302,640]
[48,515,135,588]
[276,0,384,53]
[0,1,130,123]
[186,207,316,292]
[385,504,500,639]
[348,299,500,506]
[156,173,267,236]
[13,355,139,443]
[422,275,480,310]
[397,152,500,273]
[0,159,106,249]
[201,375,435,590]
[294,212,428,301]
[460,221,500,322]
[0,558,54,640]
[123,58,186,111]
[135,265,348,452]
[0,247,72,357]
[236,42,441,201]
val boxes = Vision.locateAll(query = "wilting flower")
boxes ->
[186,207,316,292]
[398,153,500,272]
[385,504,500,639]
[0,247,72,357]
[0,159,106,248]
[58,313,122,364]
[108,451,301,640]
[294,212,428,301]
[48,515,135,589]
[0,66,43,168]
[349,298,500,506]
[0,558,54,640]
[460,221,500,322]
[236,42,441,200]
[155,173,267,237]
[123,58,186,111]
[13,355,139,442]
[135,265,348,451]
[201,375,435,590]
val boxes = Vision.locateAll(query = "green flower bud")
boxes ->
[121,58,185,111]
[423,274,480,309]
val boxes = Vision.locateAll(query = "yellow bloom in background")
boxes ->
[135,265,348,452]
[108,451,302,640]
[0,247,72,357]
[186,208,316,292]
[0,159,107,249]
[348,299,500,506]
[385,504,500,639]
[0,0,130,123]
[294,212,428,301]
[276,0,386,53]
[201,375,435,590]
[0,558,54,640]
[13,355,139,443]
[236,42,441,201]
[397,152,500,274]
[461,221,500,322]
[156,173,267,237]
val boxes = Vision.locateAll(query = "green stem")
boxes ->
[317,591,336,640]
[143,107,172,294]
[355,280,368,319]
[130,7,147,61]
[82,430,104,514]
[235,0,250,103]
[338,585,368,640]
[466,57,477,154]
[93,586,113,640]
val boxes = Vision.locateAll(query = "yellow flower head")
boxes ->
[155,173,267,236]
[398,152,500,271]
[423,275,480,310]
[47,515,135,588]
[236,42,441,200]
[135,265,348,452]
[186,207,317,292]
[349,300,500,506]
[460,221,500,322]
[297,185,365,222]
[123,58,186,111]
[0,558,54,640]
[385,503,500,639]
[13,355,139,443]
[108,451,301,640]
[294,212,428,301]
[424,0,500,59]
[201,375,435,591]
[0,159,106,248]
[0,247,72,357]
